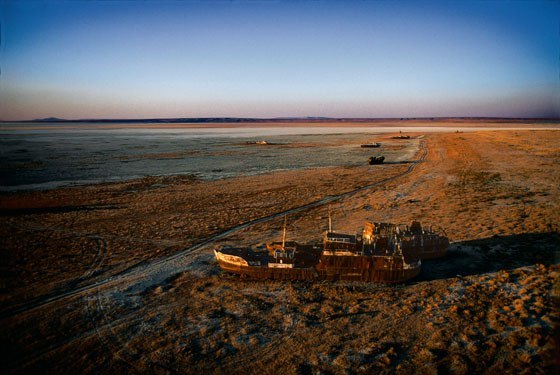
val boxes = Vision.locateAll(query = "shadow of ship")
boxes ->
[417,232,559,281]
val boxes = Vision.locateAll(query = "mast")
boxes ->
[281,215,287,250]
[328,206,332,232]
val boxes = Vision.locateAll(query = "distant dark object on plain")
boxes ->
[368,156,385,164]
[360,142,381,148]
[246,140,280,145]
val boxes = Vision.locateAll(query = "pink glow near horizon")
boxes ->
[1,1,558,120]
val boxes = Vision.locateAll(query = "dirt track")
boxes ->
[1,130,558,374]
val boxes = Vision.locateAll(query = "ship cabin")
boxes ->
[273,248,295,260]
[324,232,362,255]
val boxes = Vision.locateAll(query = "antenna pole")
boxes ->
[282,215,287,250]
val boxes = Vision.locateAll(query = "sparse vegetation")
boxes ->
[1,129,558,373]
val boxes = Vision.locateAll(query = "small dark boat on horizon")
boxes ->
[368,156,385,164]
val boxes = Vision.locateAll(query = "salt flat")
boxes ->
[0,126,558,373]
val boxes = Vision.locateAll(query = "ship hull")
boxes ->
[215,251,421,283]
[215,259,318,281]
[315,264,421,283]
[316,254,421,283]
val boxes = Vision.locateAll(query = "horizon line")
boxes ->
[3,116,560,124]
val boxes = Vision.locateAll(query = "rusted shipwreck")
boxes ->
[214,217,449,283]
[364,221,449,260]
[368,156,385,165]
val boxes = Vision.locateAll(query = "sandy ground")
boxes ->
[0,129,558,373]
[2,118,559,131]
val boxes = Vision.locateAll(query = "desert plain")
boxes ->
[0,123,559,374]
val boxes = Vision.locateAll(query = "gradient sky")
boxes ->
[0,0,558,120]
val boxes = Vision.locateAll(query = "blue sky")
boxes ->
[0,0,558,120]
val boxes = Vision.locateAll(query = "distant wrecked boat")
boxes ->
[368,156,385,164]
[246,140,278,145]
[392,135,410,139]
[360,142,381,148]
[212,216,448,283]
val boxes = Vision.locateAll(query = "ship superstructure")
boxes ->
[213,214,444,283]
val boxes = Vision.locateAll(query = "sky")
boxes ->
[0,0,558,120]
